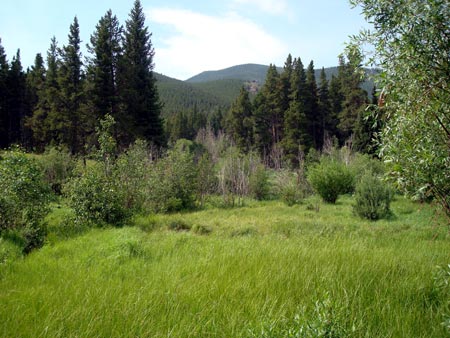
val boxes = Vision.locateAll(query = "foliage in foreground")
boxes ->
[350,0,450,217]
[0,150,51,253]
[65,162,131,227]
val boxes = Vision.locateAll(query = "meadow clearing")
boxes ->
[1,195,449,337]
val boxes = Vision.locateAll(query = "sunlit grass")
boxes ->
[1,196,449,337]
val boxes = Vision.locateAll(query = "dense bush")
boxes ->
[307,158,355,203]
[349,153,386,181]
[65,163,130,226]
[274,170,309,206]
[116,140,153,212]
[64,115,132,226]
[353,172,393,220]
[0,150,51,253]
[249,164,270,201]
[197,152,218,206]
[148,140,198,212]
[38,146,75,194]
[217,148,264,206]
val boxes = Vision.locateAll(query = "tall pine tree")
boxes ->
[304,61,321,150]
[86,10,122,124]
[119,0,164,146]
[279,54,293,119]
[328,73,343,141]
[26,37,61,150]
[318,67,332,143]
[282,57,309,166]
[6,50,26,145]
[58,17,85,153]
[336,51,368,143]
[228,86,253,152]
[23,53,46,148]
[263,64,283,146]
[253,90,271,156]
[0,38,9,148]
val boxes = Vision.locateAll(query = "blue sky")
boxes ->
[0,0,369,80]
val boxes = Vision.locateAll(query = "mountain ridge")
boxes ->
[156,63,376,117]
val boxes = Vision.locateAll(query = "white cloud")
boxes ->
[147,8,287,80]
[232,0,289,16]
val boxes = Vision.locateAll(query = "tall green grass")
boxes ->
[1,196,449,337]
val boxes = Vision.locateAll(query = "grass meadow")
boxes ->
[1,196,449,337]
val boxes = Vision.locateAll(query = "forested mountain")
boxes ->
[157,64,376,118]
[187,63,273,83]
[155,73,230,116]
[185,63,376,94]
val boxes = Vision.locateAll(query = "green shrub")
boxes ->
[148,140,198,213]
[349,153,386,181]
[65,163,130,226]
[0,238,22,264]
[307,158,355,203]
[248,295,350,338]
[196,152,218,206]
[0,150,51,253]
[38,146,75,194]
[353,172,393,220]
[167,219,191,232]
[274,170,310,206]
[134,215,160,233]
[65,115,134,227]
[281,184,302,206]
[116,140,153,212]
[230,227,258,237]
[191,224,211,235]
[249,164,270,201]
[48,214,89,241]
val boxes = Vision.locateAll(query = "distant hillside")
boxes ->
[190,79,244,104]
[156,64,377,117]
[186,64,272,83]
[186,63,375,95]
[187,63,335,84]
[155,73,231,117]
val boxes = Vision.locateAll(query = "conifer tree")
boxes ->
[304,61,321,149]
[166,111,190,144]
[6,50,26,145]
[207,107,223,135]
[58,17,85,153]
[279,54,293,118]
[86,10,122,124]
[24,53,46,148]
[328,74,343,141]
[26,37,61,150]
[336,51,368,143]
[282,57,309,165]
[0,38,9,148]
[228,86,253,152]
[262,64,283,146]
[318,67,332,143]
[26,54,46,110]
[252,91,271,156]
[119,0,164,146]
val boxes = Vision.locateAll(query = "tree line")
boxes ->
[225,52,381,166]
[0,0,164,153]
